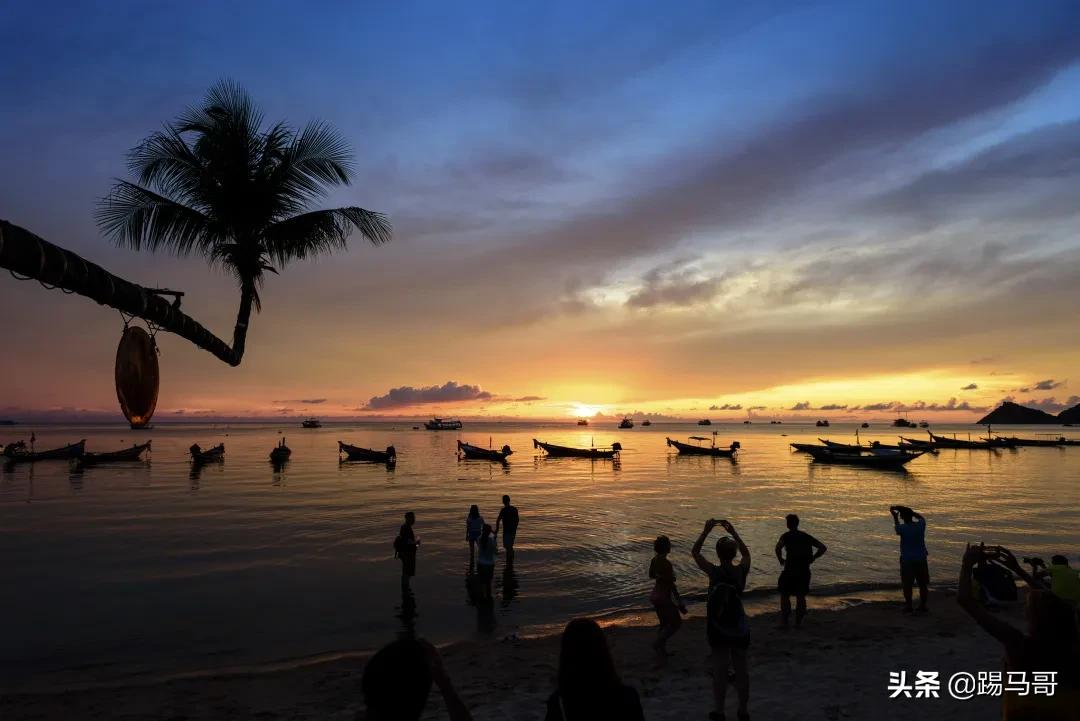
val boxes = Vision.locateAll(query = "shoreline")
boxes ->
[1,588,1014,721]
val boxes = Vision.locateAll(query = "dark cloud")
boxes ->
[859,398,988,413]
[818,403,848,411]
[789,401,811,411]
[748,405,767,411]
[709,403,743,411]
[961,383,978,390]
[512,395,546,402]
[363,381,493,410]
[271,398,327,405]
[1033,379,1063,391]
[626,259,725,309]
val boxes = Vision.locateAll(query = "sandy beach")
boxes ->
[2,589,1015,721]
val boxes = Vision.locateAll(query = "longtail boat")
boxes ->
[533,439,621,459]
[339,441,396,464]
[667,436,740,457]
[821,438,938,455]
[78,441,151,466]
[3,439,86,462]
[994,436,1066,447]
[190,443,225,464]
[790,442,825,453]
[928,432,1011,449]
[270,438,292,464]
[806,446,926,468]
[457,440,512,462]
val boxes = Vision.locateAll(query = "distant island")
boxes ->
[977,401,1080,425]
[0,419,15,425]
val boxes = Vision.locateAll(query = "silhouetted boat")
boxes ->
[697,419,711,426]
[893,418,917,428]
[918,421,930,428]
[994,435,1067,447]
[816,420,829,427]
[790,442,825,453]
[618,416,634,429]
[270,438,292,464]
[577,419,589,426]
[301,418,322,428]
[190,443,225,463]
[666,436,740,457]
[533,439,621,459]
[339,441,396,464]
[3,439,85,462]
[641,419,652,426]
[928,432,1012,449]
[805,446,925,468]
[425,417,462,430]
[457,440,512,462]
[861,422,870,428]
[78,441,151,466]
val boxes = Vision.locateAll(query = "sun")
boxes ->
[568,403,602,418]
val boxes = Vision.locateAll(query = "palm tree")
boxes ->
[95,80,390,364]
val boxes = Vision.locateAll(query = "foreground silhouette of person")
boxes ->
[395,512,419,591]
[692,519,751,721]
[890,505,929,613]
[476,523,497,602]
[544,618,645,721]
[649,534,688,661]
[465,504,484,558]
[774,513,826,628]
[495,494,519,563]
[958,544,1080,719]
[362,638,472,721]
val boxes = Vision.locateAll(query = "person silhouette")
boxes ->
[649,534,688,661]
[545,618,644,721]
[495,494,519,563]
[890,505,929,613]
[692,519,751,721]
[395,511,419,591]
[774,514,827,628]
[466,505,484,557]
[362,638,472,721]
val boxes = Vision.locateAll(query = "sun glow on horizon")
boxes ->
[568,403,605,418]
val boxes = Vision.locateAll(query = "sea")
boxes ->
[2,420,1078,692]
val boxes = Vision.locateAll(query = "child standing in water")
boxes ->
[465,505,484,557]
[649,535,687,661]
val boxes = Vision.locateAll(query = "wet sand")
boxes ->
[2,589,1016,721]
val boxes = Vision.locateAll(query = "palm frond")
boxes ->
[127,126,206,208]
[96,181,211,255]
[263,207,391,267]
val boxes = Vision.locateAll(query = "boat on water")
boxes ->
[666,435,740,457]
[893,418,917,428]
[425,417,463,431]
[642,419,652,426]
[919,421,930,428]
[190,443,225,463]
[533,439,622,459]
[861,422,870,429]
[577,419,589,426]
[301,418,322,429]
[3,439,86,462]
[815,420,830,427]
[619,416,634,429]
[697,419,711,426]
[457,440,512,462]
[805,446,925,468]
[339,441,397,464]
[790,442,825,453]
[928,432,1013,449]
[994,435,1068,447]
[269,438,292,464]
[78,441,151,466]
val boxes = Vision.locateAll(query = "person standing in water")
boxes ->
[494,495,520,563]
[475,523,497,601]
[890,505,929,613]
[774,514,827,628]
[465,505,484,558]
[692,519,751,721]
[395,511,419,591]
[649,535,688,661]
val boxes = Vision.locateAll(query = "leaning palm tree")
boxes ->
[95,79,390,364]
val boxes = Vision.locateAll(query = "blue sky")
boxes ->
[2,1,1079,419]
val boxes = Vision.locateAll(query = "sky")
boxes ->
[2,0,1080,423]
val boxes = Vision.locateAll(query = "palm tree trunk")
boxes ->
[0,219,243,366]
[231,279,256,362]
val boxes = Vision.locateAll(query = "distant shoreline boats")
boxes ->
[301,418,322,429]
[424,417,462,431]
[697,419,711,426]
[618,416,634,429]
[576,419,589,426]
[642,419,652,426]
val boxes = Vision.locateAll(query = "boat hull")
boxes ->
[191,444,225,464]
[457,440,511,462]
[339,441,396,464]
[807,447,924,468]
[667,438,738,457]
[533,439,619,459]
[3,440,86,462]
[79,442,151,466]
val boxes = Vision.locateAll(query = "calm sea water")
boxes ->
[2,420,1078,691]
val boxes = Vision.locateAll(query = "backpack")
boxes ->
[707,566,749,645]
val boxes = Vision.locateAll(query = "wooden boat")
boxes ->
[577,419,589,426]
[3,439,86,462]
[339,441,396,464]
[641,419,652,426]
[533,439,621,459]
[860,422,870,428]
[806,446,925,468]
[301,418,322,428]
[78,441,151,466]
[790,442,825,453]
[457,440,512,462]
[190,443,225,463]
[928,432,1011,449]
[667,436,740,457]
[618,416,634,429]
[892,418,917,428]
[270,438,292,464]
[815,420,830,427]
[899,436,935,448]
[994,436,1066,447]
[425,417,462,431]
[697,419,711,426]
[919,421,930,428]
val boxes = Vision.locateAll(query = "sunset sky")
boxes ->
[2,1,1079,422]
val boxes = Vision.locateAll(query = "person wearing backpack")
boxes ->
[692,518,751,721]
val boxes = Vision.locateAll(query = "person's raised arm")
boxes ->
[774,536,785,566]
[957,545,1024,650]
[991,547,1046,590]
[422,641,473,721]
[722,520,751,570]
[911,510,924,524]
[692,519,718,574]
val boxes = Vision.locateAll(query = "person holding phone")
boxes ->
[890,505,929,614]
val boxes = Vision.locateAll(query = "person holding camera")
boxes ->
[890,505,929,614]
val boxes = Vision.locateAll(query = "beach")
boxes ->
[2,590,1014,720]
